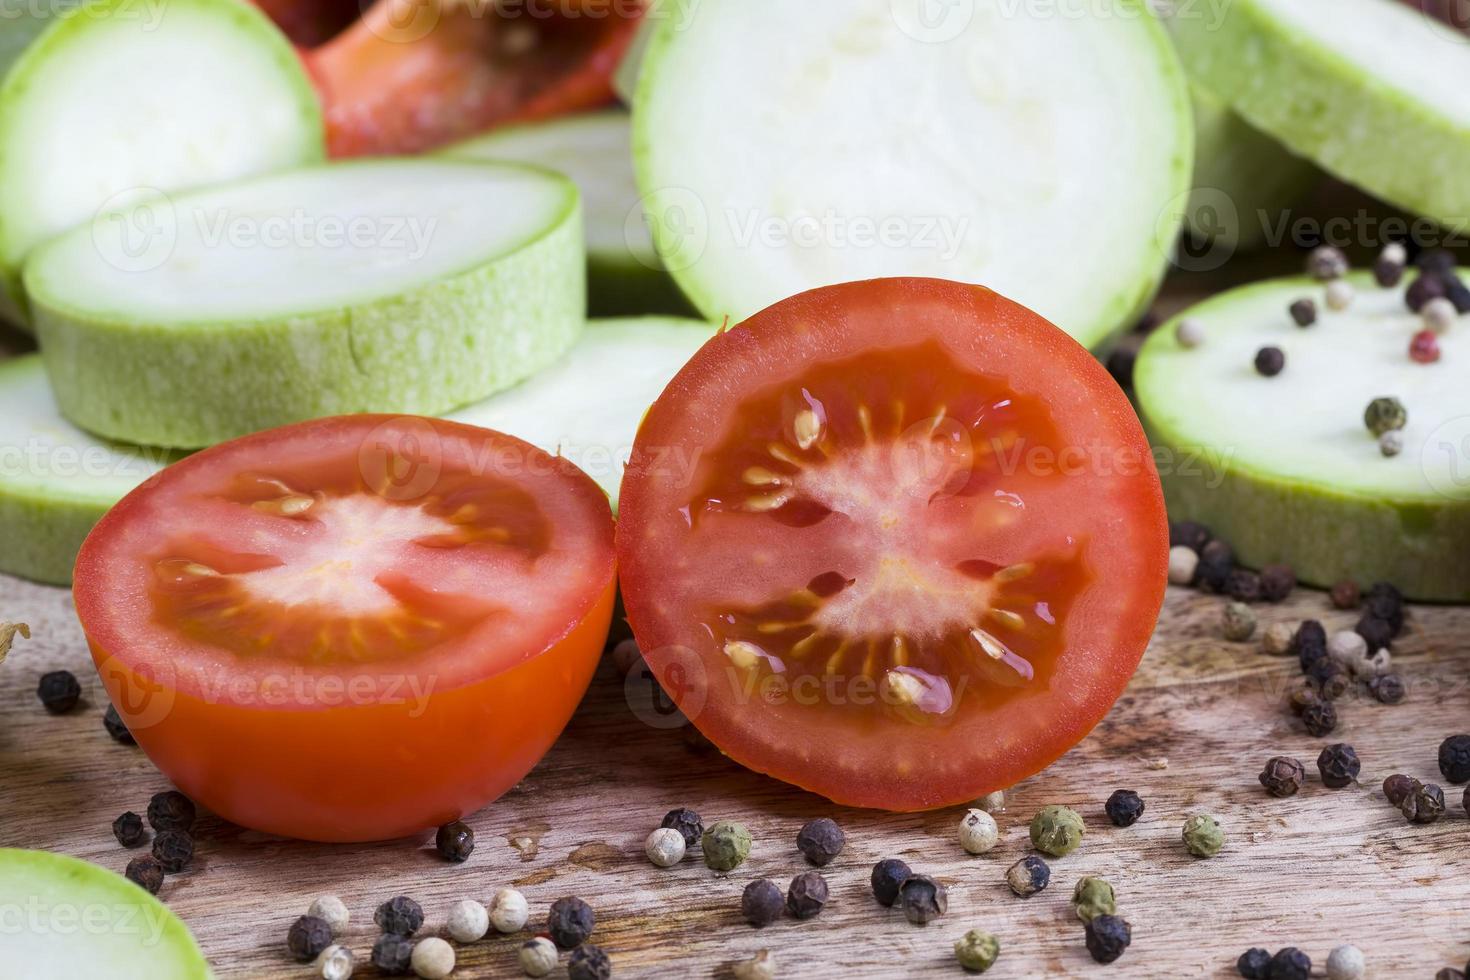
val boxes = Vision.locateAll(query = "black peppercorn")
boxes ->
[1306,658,1349,699]
[659,807,703,849]
[1448,279,1470,314]
[1005,855,1051,898]
[1374,256,1405,288]
[1257,564,1295,601]
[287,915,332,962]
[1084,914,1132,964]
[124,855,164,895]
[1383,774,1419,807]
[1293,622,1328,671]
[547,897,595,949]
[1407,273,1447,312]
[1402,782,1447,824]
[796,817,845,866]
[1330,580,1360,610]
[151,829,194,873]
[1169,520,1212,553]
[568,944,612,980]
[1196,540,1235,593]
[1268,947,1311,980]
[1288,299,1316,327]
[1300,699,1338,737]
[435,820,474,862]
[1369,673,1406,704]
[102,704,135,744]
[898,874,947,924]
[147,791,196,833]
[1254,346,1285,377]
[786,871,830,919]
[1438,734,1470,784]
[1227,569,1263,603]
[1237,947,1272,979]
[1364,591,1405,635]
[1258,757,1306,798]
[37,670,81,714]
[371,934,413,975]
[1355,615,1393,652]
[112,811,146,848]
[1317,743,1360,788]
[742,878,784,927]
[1434,969,1467,980]
[374,896,424,937]
[870,858,911,907]
[1104,789,1145,827]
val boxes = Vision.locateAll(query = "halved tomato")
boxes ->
[617,278,1168,811]
[75,416,615,842]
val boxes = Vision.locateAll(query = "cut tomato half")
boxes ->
[75,416,616,842]
[616,278,1168,811]
[309,0,644,157]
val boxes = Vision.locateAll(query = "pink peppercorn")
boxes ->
[1410,330,1441,364]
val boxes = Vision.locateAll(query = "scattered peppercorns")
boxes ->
[286,915,332,962]
[567,944,612,980]
[375,896,424,937]
[1269,947,1312,980]
[1383,774,1419,806]
[742,878,785,928]
[1084,914,1132,964]
[1308,245,1348,281]
[870,858,911,907]
[1254,346,1285,377]
[446,898,488,943]
[490,888,529,933]
[519,937,559,978]
[1029,805,1083,857]
[644,827,686,868]
[37,670,81,714]
[796,817,845,866]
[1168,545,1199,586]
[147,790,196,833]
[1175,317,1206,348]
[1301,699,1338,737]
[1363,397,1407,437]
[1374,254,1405,288]
[958,808,999,854]
[151,830,194,873]
[1258,564,1295,602]
[785,871,829,919]
[1104,789,1144,827]
[318,945,354,980]
[1072,876,1116,923]
[547,897,596,949]
[1005,855,1050,898]
[1325,280,1355,311]
[1228,570,1264,604]
[1182,814,1224,857]
[371,934,414,976]
[1261,622,1295,657]
[1438,734,1470,783]
[411,937,456,980]
[1317,744,1360,788]
[1330,580,1361,609]
[1222,602,1257,642]
[660,807,703,848]
[1288,298,1316,327]
[898,874,947,924]
[102,704,135,744]
[112,811,146,848]
[1237,947,1272,979]
[1326,944,1365,980]
[1258,757,1306,797]
[954,929,1001,973]
[124,855,164,895]
[434,820,474,862]
[1401,782,1447,824]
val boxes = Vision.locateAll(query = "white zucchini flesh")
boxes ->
[0,0,324,327]
[450,316,716,504]
[25,159,586,449]
[632,0,1192,349]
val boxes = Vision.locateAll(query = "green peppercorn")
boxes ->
[1222,601,1257,642]
[1364,397,1407,437]
[1181,814,1224,857]
[954,929,1001,973]
[1071,876,1116,923]
[1029,805,1084,857]
[701,820,753,872]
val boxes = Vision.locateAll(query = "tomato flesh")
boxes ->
[76,416,616,842]
[617,278,1167,810]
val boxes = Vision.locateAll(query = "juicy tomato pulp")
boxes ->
[617,279,1168,810]
[308,0,644,156]
[75,416,616,842]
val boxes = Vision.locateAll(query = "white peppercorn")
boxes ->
[1423,296,1458,334]
[317,945,355,980]
[1261,622,1295,656]
[1328,630,1368,672]
[1326,943,1365,980]
[958,808,999,854]
[1325,280,1355,311]
[732,950,776,980]
[1368,648,1392,676]
[1175,318,1206,349]
[490,888,529,933]
[446,899,489,943]
[519,937,558,977]
[975,790,1006,813]
[1167,546,1199,585]
[1379,430,1405,457]
[307,896,350,936]
[1382,242,1408,266]
[645,826,686,867]
[411,937,456,980]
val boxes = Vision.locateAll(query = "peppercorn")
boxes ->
[1326,280,1356,311]
[1260,622,1295,657]
[519,937,559,978]
[547,897,595,949]
[490,887,529,933]
[151,829,193,873]
[1196,540,1235,593]
[446,899,487,943]
[1407,273,1447,312]
[796,817,844,866]
[147,790,196,833]
[1449,278,1470,313]
[1084,914,1132,964]
[1308,245,1348,281]
[318,945,354,980]
[958,808,999,854]
[287,915,332,962]
[1417,247,1456,274]
[1423,296,1458,334]
[1237,947,1272,979]
[1287,681,1320,717]
[1257,564,1295,602]
[1300,698,1338,737]
[1072,876,1116,923]
[1254,346,1285,377]
[1363,397,1407,436]
[568,944,612,980]
[975,789,1006,813]
[1374,255,1405,288]
[124,855,164,895]
[1288,298,1316,327]
[1292,621,1327,668]
[1005,855,1050,898]
[732,951,776,980]
[1327,630,1368,673]
[1104,789,1144,827]
[1168,546,1199,586]
[786,871,829,919]
[701,820,752,872]
[1258,757,1306,798]
[1317,743,1360,788]
[37,670,81,714]
[375,896,424,937]
[1433,970,1466,980]
[1175,317,1206,348]
[1330,580,1361,609]
[954,929,1001,973]
[742,878,784,927]
[108,812,145,850]
[1169,520,1212,553]
[1269,947,1312,980]
[1383,774,1419,806]
[1379,430,1404,457]
[1308,659,1350,700]
[371,934,414,976]
[898,874,947,924]
[411,937,457,980]
[1402,782,1447,824]
[1325,944,1365,980]
[102,704,135,744]
[645,827,686,868]
[1365,588,1405,633]
[870,858,911,907]
[660,807,703,848]
[1182,814,1224,857]
[434,820,474,862]
[1438,734,1470,783]
[1029,805,1083,857]
[1222,602,1257,642]
[1355,615,1394,652]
